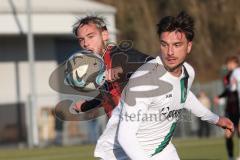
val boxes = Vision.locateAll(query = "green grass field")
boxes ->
[0,137,238,160]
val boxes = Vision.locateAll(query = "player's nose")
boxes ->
[167,46,174,56]
[82,38,92,48]
[83,40,90,48]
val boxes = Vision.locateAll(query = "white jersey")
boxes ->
[94,56,219,160]
[231,67,240,99]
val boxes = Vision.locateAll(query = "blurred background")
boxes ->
[0,0,239,159]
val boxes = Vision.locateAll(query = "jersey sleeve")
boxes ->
[184,91,219,124]
[183,63,219,124]
[77,93,103,112]
[118,98,150,160]
[230,68,240,91]
[81,98,102,112]
[117,71,153,160]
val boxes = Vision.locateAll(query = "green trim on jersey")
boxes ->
[180,77,187,103]
[151,122,177,157]
[180,66,189,103]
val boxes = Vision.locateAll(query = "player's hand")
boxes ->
[105,67,123,82]
[73,100,86,113]
[216,117,234,138]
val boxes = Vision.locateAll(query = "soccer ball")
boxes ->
[64,50,106,91]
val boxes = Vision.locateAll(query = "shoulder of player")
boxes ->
[110,46,153,62]
[230,67,240,82]
[183,62,195,78]
[232,67,240,76]
[128,58,159,80]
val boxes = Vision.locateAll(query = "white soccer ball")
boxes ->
[64,50,106,91]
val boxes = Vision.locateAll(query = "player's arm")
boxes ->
[116,71,152,160]
[214,79,231,105]
[184,91,234,136]
[110,47,153,82]
[217,88,228,98]
[117,96,150,160]
[185,91,218,123]
[116,58,155,159]
[73,94,102,112]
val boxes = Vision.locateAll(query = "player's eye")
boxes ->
[161,42,167,47]
[78,38,83,43]
[174,43,182,47]
[87,34,95,39]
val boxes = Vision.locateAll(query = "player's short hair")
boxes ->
[226,56,239,65]
[157,11,194,41]
[72,15,107,37]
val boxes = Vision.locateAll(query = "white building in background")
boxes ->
[0,0,116,146]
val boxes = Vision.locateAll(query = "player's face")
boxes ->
[159,31,192,75]
[226,61,237,71]
[77,23,109,55]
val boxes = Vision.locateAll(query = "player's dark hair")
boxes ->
[226,56,239,65]
[73,15,107,37]
[157,11,194,41]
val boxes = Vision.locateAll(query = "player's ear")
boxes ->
[187,41,192,54]
[102,30,109,42]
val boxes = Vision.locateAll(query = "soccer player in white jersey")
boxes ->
[230,56,240,160]
[231,56,240,99]
[94,11,234,160]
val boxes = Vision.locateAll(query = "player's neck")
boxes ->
[169,67,182,77]
[102,43,112,58]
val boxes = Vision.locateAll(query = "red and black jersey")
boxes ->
[81,46,153,117]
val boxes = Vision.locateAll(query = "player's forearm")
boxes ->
[118,126,149,160]
[218,88,228,98]
[117,101,150,160]
[79,94,103,112]
[81,99,101,112]
[185,91,219,124]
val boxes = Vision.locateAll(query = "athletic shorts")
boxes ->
[150,143,180,160]
[95,143,180,160]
